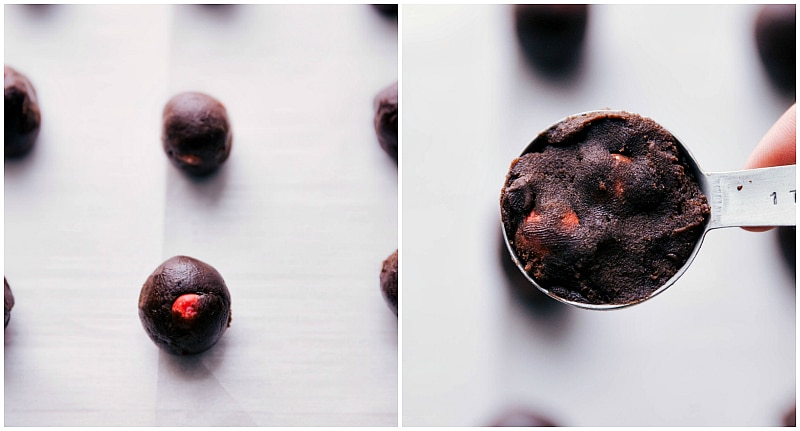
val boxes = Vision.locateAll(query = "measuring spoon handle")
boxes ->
[703,164,796,229]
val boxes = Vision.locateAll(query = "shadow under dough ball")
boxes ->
[754,4,796,92]
[5,277,14,329]
[138,256,232,355]
[162,92,232,176]
[514,4,588,75]
[5,66,41,158]
[380,249,398,316]
[373,81,398,162]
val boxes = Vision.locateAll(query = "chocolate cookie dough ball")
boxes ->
[138,256,232,355]
[162,92,232,176]
[373,81,398,162]
[372,4,397,18]
[380,249,398,316]
[514,4,589,75]
[754,5,796,92]
[4,278,14,329]
[5,66,41,158]
[784,403,796,427]
[488,409,557,427]
[500,111,710,306]
[777,226,796,275]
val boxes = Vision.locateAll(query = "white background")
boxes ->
[5,4,398,426]
[402,4,795,426]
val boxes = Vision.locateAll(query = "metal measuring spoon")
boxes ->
[501,110,796,310]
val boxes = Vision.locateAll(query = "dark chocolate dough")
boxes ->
[162,92,232,176]
[488,409,557,427]
[514,4,588,75]
[784,404,796,427]
[5,66,41,158]
[372,4,397,18]
[500,111,710,306]
[380,249,398,316]
[755,4,796,92]
[5,277,14,329]
[373,81,398,162]
[497,229,556,311]
[138,256,232,355]
[777,226,796,275]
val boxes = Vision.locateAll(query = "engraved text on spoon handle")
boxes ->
[704,164,796,229]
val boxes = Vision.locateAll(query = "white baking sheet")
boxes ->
[402,4,795,427]
[4,4,398,426]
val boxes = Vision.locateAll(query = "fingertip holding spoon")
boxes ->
[500,110,796,310]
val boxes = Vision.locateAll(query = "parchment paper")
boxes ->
[5,4,398,426]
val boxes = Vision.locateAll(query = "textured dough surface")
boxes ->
[138,255,232,355]
[501,111,710,305]
[380,249,398,316]
[162,92,232,175]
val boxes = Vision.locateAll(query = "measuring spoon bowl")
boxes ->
[501,110,796,310]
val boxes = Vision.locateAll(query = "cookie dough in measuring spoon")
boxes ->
[500,110,796,309]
